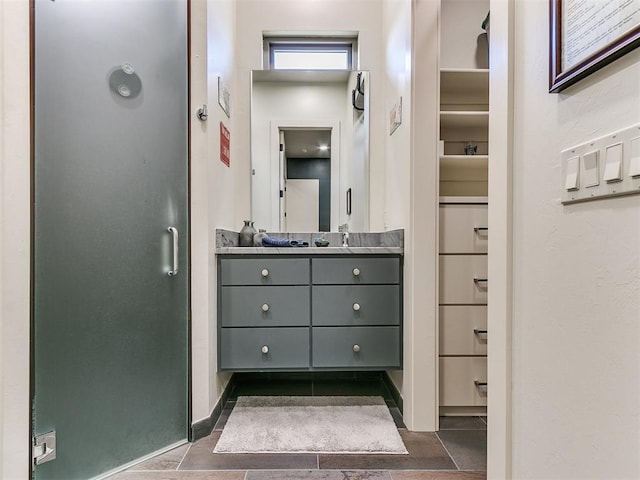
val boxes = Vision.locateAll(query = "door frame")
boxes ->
[270,120,340,231]
[28,0,192,476]
[486,0,514,477]
[409,1,514,478]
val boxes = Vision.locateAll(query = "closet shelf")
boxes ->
[440,69,489,104]
[440,111,489,129]
[439,196,488,204]
[440,154,489,160]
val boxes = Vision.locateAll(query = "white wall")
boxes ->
[511,1,640,478]
[190,0,238,424]
[251,81,347,231]
[383,0,415,419]
[440,0,488,70]
[0,1,31,478]
[350,70,369,232]
[383,0,412,232]
[235,0,386,230]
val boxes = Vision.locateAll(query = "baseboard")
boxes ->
[190,374,237,442]
[382,371,403,414]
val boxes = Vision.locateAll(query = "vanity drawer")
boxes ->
[312,257,400,285]
[439,305,487,355]
[220,258,309,286]
[439,255,487,304]
[312,285,400,326]
[219,327,310,370]
[312,326,401,368]
[221,286,310,327]
[439,357,487,407]
[439,203,488,254]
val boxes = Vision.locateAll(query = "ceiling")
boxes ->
[283,129,331,158]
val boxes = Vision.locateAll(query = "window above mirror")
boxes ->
[263,35,358,70]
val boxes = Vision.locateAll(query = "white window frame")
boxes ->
[263,35,358,70]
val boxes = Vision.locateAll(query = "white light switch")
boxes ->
[583,150,599,187]
[565,156,580,191]
[603,143,623,182]
[630,137,640,177]
[561,124,640,204]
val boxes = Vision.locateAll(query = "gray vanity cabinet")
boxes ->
[313,326,400,368]
[221,286,310,327]
[311,285,400,326]
[217,254,402,371]
[220,327,310,370]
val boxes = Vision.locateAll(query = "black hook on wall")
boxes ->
[352,72,365,111]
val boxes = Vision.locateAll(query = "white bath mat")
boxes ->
[213,396,408,454]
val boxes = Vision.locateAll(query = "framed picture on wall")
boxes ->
[549,0,640,93]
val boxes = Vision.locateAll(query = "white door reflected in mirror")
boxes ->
[285,179,320,231]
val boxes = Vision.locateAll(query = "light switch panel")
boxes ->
[560,124,640,205]
[630,137,640,177]
[603,143,623,182]
[583,150,599,187]
[565,156,580,191]
[561,124,640,204]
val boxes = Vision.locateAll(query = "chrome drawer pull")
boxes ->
[473,278,488,285]
[474,226,488,233]
[352,344,361,353]
[473,328,488,336]
[261,268,269,277]
[261,303,270,312]
[352,302,361,311]
[474,380,487,389]
[352,267,361,276]
[261,345,269,354]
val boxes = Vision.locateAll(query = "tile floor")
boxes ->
[109,374,486,480]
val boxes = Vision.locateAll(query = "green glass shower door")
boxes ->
[33,1,189,478]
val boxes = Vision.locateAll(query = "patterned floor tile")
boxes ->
[247,470,392,480]
[439,417,487,431]
[390,471,486,480]
[123,443,191,471]
[318,431,456,470]
[108,471,246,480]
[436,430,487,471]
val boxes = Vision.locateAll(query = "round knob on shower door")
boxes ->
[353,344,361,353]
[352,267,361,276]
[353,303,361,311]
[261,345,269,354]
[261,268,269,277]
[261,303,270,312]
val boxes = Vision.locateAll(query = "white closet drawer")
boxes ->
[439,357,487,407]
[439,203,488,253]
[439,305,487,355]
[439,255,487,304]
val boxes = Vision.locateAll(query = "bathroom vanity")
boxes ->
[216,230,403,372]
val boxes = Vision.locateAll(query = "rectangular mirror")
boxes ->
[250,69,370,232]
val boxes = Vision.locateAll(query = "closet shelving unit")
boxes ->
[438,63,489,416]
[439,68,489,198]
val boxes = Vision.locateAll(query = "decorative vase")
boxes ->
[239,220,257,246]
[253,229,268,247]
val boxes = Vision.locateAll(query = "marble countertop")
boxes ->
[215,228,404,255]
[215,246,403,255]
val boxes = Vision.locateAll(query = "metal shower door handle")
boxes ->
[167,227,179,276]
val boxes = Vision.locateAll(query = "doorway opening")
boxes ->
[279,127,334,232]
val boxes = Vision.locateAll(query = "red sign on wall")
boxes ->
[220,122,230,167]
